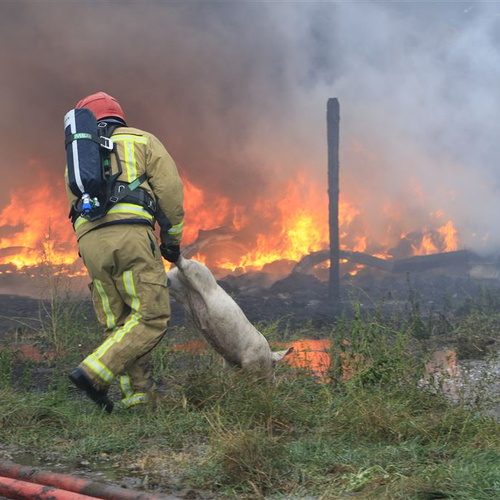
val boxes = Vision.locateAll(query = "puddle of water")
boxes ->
[7,450,142,487]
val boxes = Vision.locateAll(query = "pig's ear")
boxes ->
[271,346,294,362]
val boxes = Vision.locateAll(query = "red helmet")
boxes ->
[76,92,126,121]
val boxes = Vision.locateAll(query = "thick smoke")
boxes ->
[318,2,500,254]
[0,0,499,265]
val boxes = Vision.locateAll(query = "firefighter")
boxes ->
[65,92,184,412]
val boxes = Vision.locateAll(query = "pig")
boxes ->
[167,256,293,378]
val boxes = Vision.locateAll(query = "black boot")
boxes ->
[69,367,114,414]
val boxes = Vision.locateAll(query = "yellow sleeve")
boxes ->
[145,134,185,246]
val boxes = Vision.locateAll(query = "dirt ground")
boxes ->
[0,294,184,342]
[0,294,50,340]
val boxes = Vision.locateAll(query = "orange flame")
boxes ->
[284,339,331,379]
[413,233,439,256]
[0,181,76,269]
[217,173,329,270]
[408,220,459,257]
[182,178,230,244]
[217,172,363,272]
[438,220,458,252]
[0,167,461,276]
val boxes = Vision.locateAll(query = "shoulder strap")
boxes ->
[98,123,149,208]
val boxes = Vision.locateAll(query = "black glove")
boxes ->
[160,244,181,263]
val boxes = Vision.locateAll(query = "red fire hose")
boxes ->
[0,476,99,500]
[0,460,179,500]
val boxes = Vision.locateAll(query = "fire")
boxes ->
[217,173,327,271]
[0,175,234,273]
[414,233,439,255]
[348,264,365,276]
[340,196,360,226]
[352,236,367,253]
[0,181,76,269]
[217,172,363,272]
[0,164,461,278]
[188,253,207,265]
[284,339,331,379]
[438,220,458,252]
[407,220,459,257]
[372,253,390,260]
[182,178,230,244]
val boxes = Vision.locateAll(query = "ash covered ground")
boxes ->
[0,266,498,341]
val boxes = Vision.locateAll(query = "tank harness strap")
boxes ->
[112,182,156,216]
[109,173,151,208]
[65,133,114,150]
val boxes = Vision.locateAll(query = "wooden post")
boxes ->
[327,98,340,307]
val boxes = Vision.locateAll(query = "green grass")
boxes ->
[2,299,500,499]
[2,360,499,499]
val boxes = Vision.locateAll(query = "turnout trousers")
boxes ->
[77,224,170,409]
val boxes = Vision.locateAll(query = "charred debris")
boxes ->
[180,228,500,326]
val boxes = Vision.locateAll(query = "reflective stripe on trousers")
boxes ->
[83,271,142,385]
[120,375,150,408]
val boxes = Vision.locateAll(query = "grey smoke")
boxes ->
[0,1,499,258]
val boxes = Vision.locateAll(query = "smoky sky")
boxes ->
[1,1,500,253]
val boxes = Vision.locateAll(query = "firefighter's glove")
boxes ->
[161,244,181,263]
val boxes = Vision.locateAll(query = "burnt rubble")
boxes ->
[208,249,500,325]
[180,224,500,322]
[1,249,499,338]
